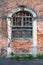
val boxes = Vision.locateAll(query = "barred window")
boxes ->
[12,11,33,41]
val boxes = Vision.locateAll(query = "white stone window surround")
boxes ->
[7,6,37,56]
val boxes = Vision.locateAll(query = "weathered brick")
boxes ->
[0,0,43,54]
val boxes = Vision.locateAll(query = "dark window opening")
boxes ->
[12,11,33,41]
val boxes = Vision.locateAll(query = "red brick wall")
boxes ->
[0,0,43,54]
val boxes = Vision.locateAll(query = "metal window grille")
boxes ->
[11,11,33,41]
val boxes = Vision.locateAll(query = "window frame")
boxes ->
[7,6,37,42]
[11,12,33,41]
[7,6,37,56]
